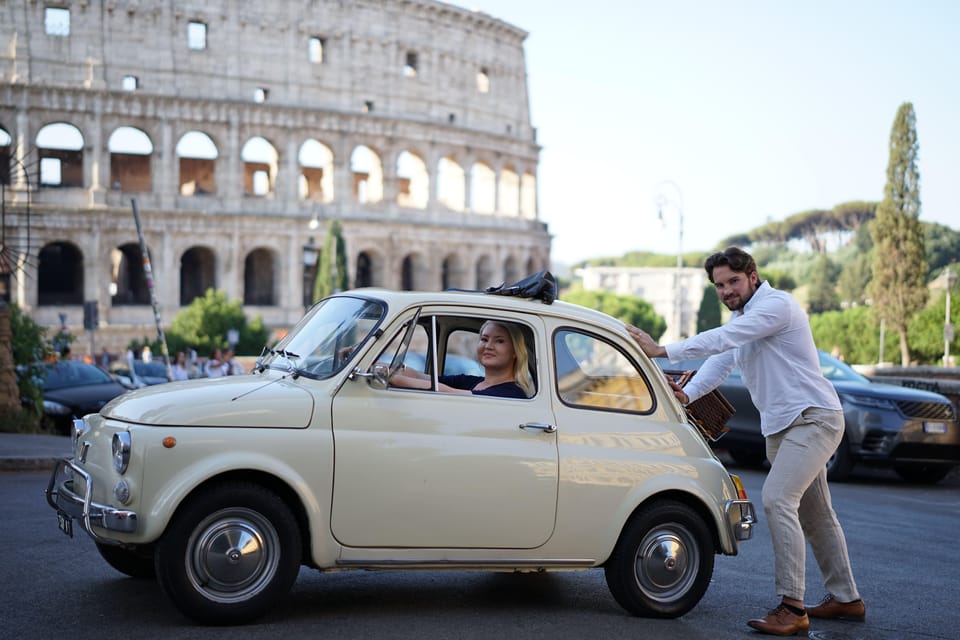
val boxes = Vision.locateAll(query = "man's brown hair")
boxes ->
[704,247,758,283]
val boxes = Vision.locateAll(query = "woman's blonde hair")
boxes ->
[480,320,535,397]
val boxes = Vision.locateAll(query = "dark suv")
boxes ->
[660,351,959,483]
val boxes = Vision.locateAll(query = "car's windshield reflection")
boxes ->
[259,296,385,379]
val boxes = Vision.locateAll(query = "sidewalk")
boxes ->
[0,432,71,471]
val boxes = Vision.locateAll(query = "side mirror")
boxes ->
[349,362,391,389]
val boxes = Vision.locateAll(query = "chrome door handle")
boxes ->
[519,422,557,433]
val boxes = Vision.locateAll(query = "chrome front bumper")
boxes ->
[45,458,138,544]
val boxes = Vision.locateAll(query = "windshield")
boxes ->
[818,350,870,383]
[260,296,386,378]
[42,361,115,390]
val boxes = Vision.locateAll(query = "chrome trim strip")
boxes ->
[336,557,595,568]
[45,459,138,545]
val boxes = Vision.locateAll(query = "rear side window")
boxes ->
[554,329,654,413]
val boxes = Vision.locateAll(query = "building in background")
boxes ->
[1,0,550,354]
[576,266,709,343]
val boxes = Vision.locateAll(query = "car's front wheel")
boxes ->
[604,501,714,618]
[155,482,302,625]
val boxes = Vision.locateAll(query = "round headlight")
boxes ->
[112,431,131,474]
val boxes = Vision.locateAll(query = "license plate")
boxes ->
[923,421,948,434]
[57,511,74,538]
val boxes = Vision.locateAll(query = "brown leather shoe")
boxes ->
[747,604,810,636]
[805,594,866,621]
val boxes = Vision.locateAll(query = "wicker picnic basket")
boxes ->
[662,369,735,442]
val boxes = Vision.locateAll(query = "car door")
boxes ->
[329,310,559,550]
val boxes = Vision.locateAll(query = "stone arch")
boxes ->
[521,171,537,219]
[526,256,538,276]
[176,130,218,195]
[110,242,150,306]
[37,241,83,305]
[243,247,277,306]
[241,136,278,198]
[400,252,427,291]
[441,253,467,290]
[475,254,494,290]
[107,126,154,192]
[298,138,334,202]
[498,165,519,215]
[503,254,520,284]
[36,122,84,187]
[351,145,383,204]
[469,161,495,214]
[436,156,465,211]
[180,246,217,305]
[354,249,385,288]
[397,150,429,209]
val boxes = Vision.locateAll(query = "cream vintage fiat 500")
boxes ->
[47,286,755,625]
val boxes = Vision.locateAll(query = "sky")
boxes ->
[461,0,960,265]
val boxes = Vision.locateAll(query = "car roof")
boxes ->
[337,288,625,332]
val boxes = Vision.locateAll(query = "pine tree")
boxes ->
[313,220,349,302]
[869,102,928,365]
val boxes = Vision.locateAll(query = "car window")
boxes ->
[554,329,654,413]
[378,314,536,397]
[135,361,169,377]
[42,362,114,390]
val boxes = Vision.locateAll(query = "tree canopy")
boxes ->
[561,289,667,340]
[166,289,270,356]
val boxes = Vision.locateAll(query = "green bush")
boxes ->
[166,289,271,356]
[9,304,50,416]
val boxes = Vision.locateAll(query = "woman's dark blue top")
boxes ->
[440,374,527,398]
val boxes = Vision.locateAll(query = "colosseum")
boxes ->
[0,0,550,355]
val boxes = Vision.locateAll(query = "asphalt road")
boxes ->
[3,463,958,640]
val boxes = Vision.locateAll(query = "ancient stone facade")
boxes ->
[1,0,550,355]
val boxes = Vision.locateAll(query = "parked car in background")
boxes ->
[27,360,132,435]
[659,350,960,483]
[47,287,755,625]
[110,359,171,388]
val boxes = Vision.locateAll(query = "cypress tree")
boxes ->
[313,220,349,302]
[696,284,722,333]
[869,102,928,365]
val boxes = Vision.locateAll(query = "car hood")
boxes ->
[833,379,952,403]
[100,373,315,427]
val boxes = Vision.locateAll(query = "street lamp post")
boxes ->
[941,268,957,367]
[302,237,318,311]
[655,180,684,341]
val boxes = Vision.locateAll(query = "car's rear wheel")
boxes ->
[96,542,155,578]
[604,501,714,618]
[894,463,953,484]
[826,433,854,481]
[155,482,302,625]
